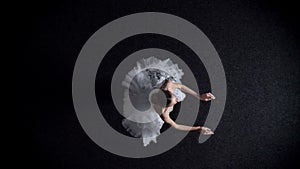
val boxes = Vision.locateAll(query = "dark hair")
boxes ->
[160,79,170,90]
[150,89,173,107]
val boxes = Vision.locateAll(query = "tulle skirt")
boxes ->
[121,56,184,146]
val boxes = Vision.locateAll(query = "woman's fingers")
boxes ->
[200,93,216,101]
[207,93,216,99]
[207,129,214,134]
[201,127,214,135]
[204,131,214,135]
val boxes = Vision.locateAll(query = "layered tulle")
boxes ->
[121,56,185,147]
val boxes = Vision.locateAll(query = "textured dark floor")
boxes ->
[22,0,299,168]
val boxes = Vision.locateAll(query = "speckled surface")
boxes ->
[23,0,299,168]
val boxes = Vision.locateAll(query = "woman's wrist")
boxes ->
[196,126,202,130]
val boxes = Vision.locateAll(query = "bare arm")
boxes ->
[171,81,216,101]
[171,82,200,99]
[161,112,200,131]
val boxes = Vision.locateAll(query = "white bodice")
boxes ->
[173,87,186,102]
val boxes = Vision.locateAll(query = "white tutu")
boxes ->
[121,56,186,147]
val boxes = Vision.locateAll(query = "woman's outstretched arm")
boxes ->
[161,112,200,131]
[171,81,216,101]
[161,112,214,134]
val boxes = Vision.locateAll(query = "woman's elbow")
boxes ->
[172,124,179,129]
[166,121,178,129]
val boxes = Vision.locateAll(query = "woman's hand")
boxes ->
[198,126,214,135]
[198,93,216,101]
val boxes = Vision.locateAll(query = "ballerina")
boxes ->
[121,57,215,147]
[155,79,215,132]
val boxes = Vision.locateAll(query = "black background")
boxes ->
[22,0,299,168]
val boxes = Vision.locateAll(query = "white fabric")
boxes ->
[121,56,186,147]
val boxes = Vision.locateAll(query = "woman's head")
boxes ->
[150,89,178,107]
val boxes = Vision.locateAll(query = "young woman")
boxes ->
[121,57,215,146]
[156,79,215,133]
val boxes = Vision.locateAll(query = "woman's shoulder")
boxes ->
[169,81,183,89]
[162,79,181,88]
[163,106,174,114]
